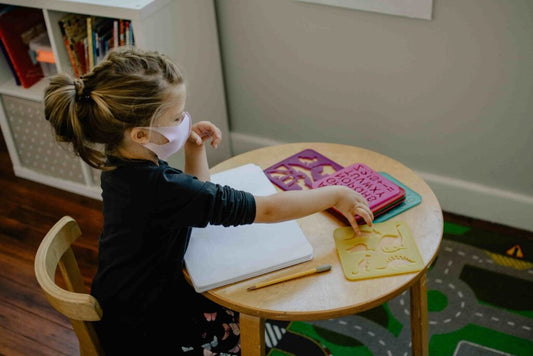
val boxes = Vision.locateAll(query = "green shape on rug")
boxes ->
[444,222,470,235]
[383,303,403,337]
[428,289,448,312]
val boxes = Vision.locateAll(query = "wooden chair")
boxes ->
[34,216,104,355]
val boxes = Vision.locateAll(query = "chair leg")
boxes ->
[70,319,103,356]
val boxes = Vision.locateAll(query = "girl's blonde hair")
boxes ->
[44,47,184,170]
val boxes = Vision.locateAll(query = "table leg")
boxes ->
[239,313,265,356]
[410,272,429,356]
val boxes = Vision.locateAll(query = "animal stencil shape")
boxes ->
[264,149,343,191]
[334,221,424,281]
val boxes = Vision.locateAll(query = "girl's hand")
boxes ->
[188,121,222,149]
[334,187,374,234]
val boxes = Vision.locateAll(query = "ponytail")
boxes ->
[44,73,107,169]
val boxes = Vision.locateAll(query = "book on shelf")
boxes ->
[0,5,46,88]
[113,20,118,48]
[58,13,134,77]
[86,16,94,71]
[58,13,87,77]
[93,17,114,64]
[119,19,124,46]
[0,35,19,85]
[28,32,57,77]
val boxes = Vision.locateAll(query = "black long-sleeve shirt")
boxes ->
[90,157,255,352]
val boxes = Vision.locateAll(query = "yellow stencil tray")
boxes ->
[334,220,424,281]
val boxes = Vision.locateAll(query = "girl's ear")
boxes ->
[130,127,150,144]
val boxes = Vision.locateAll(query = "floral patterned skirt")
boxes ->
[180,305,241,356]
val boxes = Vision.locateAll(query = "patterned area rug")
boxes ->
[265,221,533,356]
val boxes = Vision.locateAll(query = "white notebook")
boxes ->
[184,163,314,293]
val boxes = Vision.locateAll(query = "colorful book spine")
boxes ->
[86,16,94,71]
[58,15,80,77]
[119,19,124,46]
[125,21,130,46]
[92,26,97,65]
[128,21,134,46]
[113,20,118,48]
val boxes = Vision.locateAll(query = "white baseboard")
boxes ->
[230,132,533,232]
[419,172,533,232]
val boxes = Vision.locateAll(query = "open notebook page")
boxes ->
[184,163,314,293]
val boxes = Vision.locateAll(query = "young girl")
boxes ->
[44,47,373,355]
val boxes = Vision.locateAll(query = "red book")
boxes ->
[0,6,45,88]
[312,163,405,224]
[119,19,124,46]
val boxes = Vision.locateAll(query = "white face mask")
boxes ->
[142,112,191,160]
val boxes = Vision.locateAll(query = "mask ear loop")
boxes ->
[144,105,165,143]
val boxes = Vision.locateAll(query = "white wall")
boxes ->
[163,0,232,170]
[214,0,533,231]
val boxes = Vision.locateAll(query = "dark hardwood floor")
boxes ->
[0,132,531,356]
[0,133,102,356]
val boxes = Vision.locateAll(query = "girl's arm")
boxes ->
[184,121,222,181]
[254,186,374,235]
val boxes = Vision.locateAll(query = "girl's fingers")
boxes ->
[345,213,361,236]
[358,203,374,225]
[192,122,222,148]
[358,209,374,227]
[200,129,220,148]
[210,128,222,148]
[188,131,203,145]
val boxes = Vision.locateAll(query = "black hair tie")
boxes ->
[74,78,92,103]
[77,93,92,103]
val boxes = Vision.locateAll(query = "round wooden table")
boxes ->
[204,142,443,355]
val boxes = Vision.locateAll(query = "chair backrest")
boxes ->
[34,216,104,356]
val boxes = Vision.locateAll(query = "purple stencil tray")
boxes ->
[264,149,343,191]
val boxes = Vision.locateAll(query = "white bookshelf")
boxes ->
[0,0,172,199]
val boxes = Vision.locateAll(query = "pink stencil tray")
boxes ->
[312,163,405,224]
